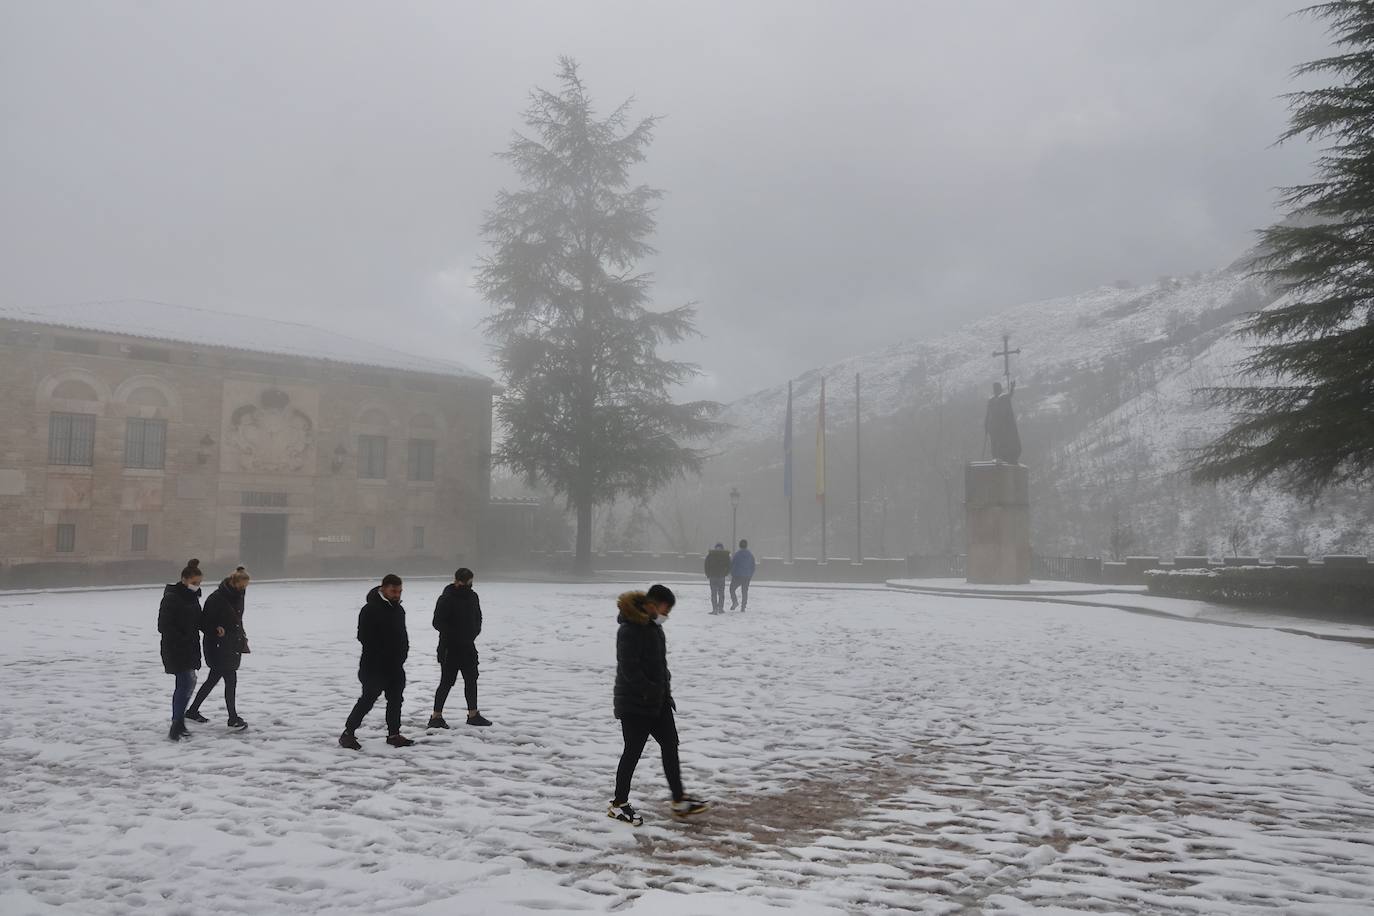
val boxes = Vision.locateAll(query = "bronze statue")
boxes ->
[984,379,1021,464]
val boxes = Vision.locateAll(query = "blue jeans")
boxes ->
[171,670,198,722]
[708,578,726,611]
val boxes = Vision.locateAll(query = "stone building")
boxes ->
[0,300,493,585]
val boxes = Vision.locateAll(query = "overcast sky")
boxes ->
[0,1,1331,401]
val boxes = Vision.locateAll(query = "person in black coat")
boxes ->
[158,559,204,741]
[186,566,251,730]
[428,567,491,729]
[339,574,414,749]
[703,543,731,615]
[608,584,708,826]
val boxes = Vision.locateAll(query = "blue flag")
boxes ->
[783,380,793,499]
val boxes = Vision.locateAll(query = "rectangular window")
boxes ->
[362,525,376,550]
[402,376,438,393]
[407,439,436,481]
[131,524,149,552]
[358,435,387,479]
[54,336,100,355]
[48,413,96,466]
[225,356,292,377]
[56,523,76,553]
[125,344,172,363]
[412,526,425,550]
[124,418,167,469]
[241,491,289,508]
[350,371,391,389]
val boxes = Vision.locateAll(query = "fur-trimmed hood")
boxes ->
[616,590,654,625]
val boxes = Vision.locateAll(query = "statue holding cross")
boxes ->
[984,333,1022,464]
[992,333,1020,386]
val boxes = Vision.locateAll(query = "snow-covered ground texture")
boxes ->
[2,579,1372,914]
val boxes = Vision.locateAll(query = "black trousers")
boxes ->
[188,668,237,719]
[434,654,478,713]
[345,671,405,735]
[615,706,683,804]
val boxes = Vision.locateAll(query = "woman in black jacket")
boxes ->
[158,559,204,741]
[185,566,251,731]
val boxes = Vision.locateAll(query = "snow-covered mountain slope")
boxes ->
[1044,303,1373,557]
[717,268,1264,449]
[687,264,1371,559]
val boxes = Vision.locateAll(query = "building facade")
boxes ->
[0,301,493,586]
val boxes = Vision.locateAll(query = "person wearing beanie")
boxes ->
[703,543,731,615]
[339,574,414,750]
[428,567,491,729]
[158,559,204,741]
[608,583,709,826]
[185,566,252,731]
[730,538,756,612]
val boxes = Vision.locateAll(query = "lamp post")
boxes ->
[729,486,741,548]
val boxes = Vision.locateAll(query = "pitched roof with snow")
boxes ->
[0,299,490,382]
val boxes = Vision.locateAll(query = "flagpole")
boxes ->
[818,377,827,564]
[786,380,794,564]
[855,371,862,565]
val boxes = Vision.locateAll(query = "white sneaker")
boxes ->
[671,797,710,818]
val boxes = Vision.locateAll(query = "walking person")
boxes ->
[608,584,709,826]
[703,543,731,615]
[185,566,251,731]
[729,539,756,611]
[339,574,415,750]
[428,567,492,729]
[158,559,204,741]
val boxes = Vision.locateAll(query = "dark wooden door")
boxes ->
[239,513,288,579]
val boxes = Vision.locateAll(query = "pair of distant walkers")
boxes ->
[157,558,251,740]
[703,539,756,614]
[337,568,491,750]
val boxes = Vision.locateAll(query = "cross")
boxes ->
[992,333,1020,385]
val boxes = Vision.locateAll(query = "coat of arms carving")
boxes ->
[223,387,316,474]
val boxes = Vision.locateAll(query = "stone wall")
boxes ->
[0,320,492,587]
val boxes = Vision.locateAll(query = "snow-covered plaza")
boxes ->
[1,579,1371,915]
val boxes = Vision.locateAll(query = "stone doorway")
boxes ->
[239,513,288,579]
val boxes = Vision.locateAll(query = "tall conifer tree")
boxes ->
[1193,2,1374,496]
[477,59,716,572]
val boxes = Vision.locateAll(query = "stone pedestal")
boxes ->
[965,461,1030,585]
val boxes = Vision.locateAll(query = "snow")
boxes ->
[887,579,1374,642]
[0,299,490,381]
[2,579,1372,914]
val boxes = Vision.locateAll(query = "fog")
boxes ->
[0,1,1329,401]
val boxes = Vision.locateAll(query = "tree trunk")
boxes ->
[574,498,594,575]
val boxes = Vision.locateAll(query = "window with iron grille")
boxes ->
[241,491,289,508]
[48,413,96,466]
[56,523,76,553]
[362,525,376,550]
[124,418,167,469]
[358,435,387,479]
[407,439,435,481]
[131,524,149,552]
[412,526,425,550]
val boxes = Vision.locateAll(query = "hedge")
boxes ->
[1145,565,1374,615]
